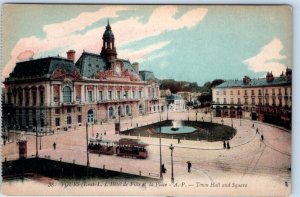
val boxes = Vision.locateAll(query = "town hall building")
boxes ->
[2,21,160,133]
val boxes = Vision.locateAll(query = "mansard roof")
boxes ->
[216,76,291,89]
[7,56,77,81]
[75,52,141,80]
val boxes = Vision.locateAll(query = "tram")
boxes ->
[115,138,148,159]
[88,138,114,155]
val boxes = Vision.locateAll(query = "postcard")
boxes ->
[1,4,292,196]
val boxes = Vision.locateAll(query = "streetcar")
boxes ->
[88,138,114,155]
[115,138,148,159]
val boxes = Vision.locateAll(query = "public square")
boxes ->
[2,110,291,196]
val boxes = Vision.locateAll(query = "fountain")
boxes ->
[171,120,182,131]
[156,120,197,134]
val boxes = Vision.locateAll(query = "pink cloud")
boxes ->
[3,6,208,79]
[16,50,34,60]
[243,37,287,76]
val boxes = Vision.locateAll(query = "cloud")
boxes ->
[17,50,34,60]
[243,37,287,76]
[118,41,171,62]
[3,6,208,79]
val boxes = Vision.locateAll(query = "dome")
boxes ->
[103,20,114,39]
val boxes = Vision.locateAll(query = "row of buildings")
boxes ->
[2,21,161,133]
[212,69,292,128]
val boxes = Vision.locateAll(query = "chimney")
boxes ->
[132,62,139,72]
[243,76,251,85]
[66,50,76,62]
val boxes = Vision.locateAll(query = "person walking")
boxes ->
[227,141,230,149]
[256,128,259,134]
[178,138,181,144]
[187,161,192,173]
[53,142,56,150]
[223,141,226,149]
[261,134,264,141]
[161,164,167,173]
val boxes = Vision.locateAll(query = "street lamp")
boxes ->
[196,111,198,121]
[187,107,190,121]
[86,122,90,167]
[167,104,169,120]
[159,125,163,179]
[169,143,174,183]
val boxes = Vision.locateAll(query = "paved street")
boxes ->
[2,111,291,196]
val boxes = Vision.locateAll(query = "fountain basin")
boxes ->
[155,126,197,134]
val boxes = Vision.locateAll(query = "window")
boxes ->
[272,88,275,94]
[55,118,60,126]
[244,90,248,95]
[251,98,255,104]
[63,86,72,103]
[67,107,71,113]
[245,98,248,104]
[278,88,282,95]
[132,91,135,99]
[18,90,23,106]
[258,89,262,95]
[55,109,60,114]
[108,91,112,100]
[99,91,103,100]
[88,91,93,102]
[231,98,234,104]
[40,90,44,106]
[237,90,240,95]
[126,105,130,115]
[77,107,81,112]
[216,98,220,103]
[230,91,233,95]
[32,90,37,106]
[238,98,241,104]
[139,91,142,99]
[258,98,262,105]
[78,115,82,123]
[284,87,288,95]
[125,91,129,99]
[67,116,72,124]
[25,90,30,106]
[251,90,255,95]
[223,98,227,104]
[216,91,219,95]
[117,91,121,100]
[223,90,226,95]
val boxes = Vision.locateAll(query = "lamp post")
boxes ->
[231,116,233,128]
[35,126,38,157]
[86,122,90,167]
[187,107,190,121]
[169,143,174,183]
[159,125,163,179]
[196,111,198,121]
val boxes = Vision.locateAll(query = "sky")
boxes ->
[2,4,292,85]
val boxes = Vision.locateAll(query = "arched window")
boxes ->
[109,107,114,118]
[139,104,144,115]
[63,86,72,103]
[117,106,122,116]
[87,109,94,123]
[126,105,130,115]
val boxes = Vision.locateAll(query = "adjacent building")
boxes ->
[2,21,160,133]
[211,69,292,128]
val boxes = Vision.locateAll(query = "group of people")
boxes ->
[223,141,231,149]
[96,131,107,139]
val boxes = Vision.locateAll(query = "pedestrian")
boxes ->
[227,141,230,149]
[256,128,259,134]
[96,133,99,138]
[104,131,106,135]
[53,142,56,150]
[252,123,254,128]
[261,134,264,141]
[187,161,192,173]
[178,138,181,144]
[223,141,226,149]
[161,164,167,173]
